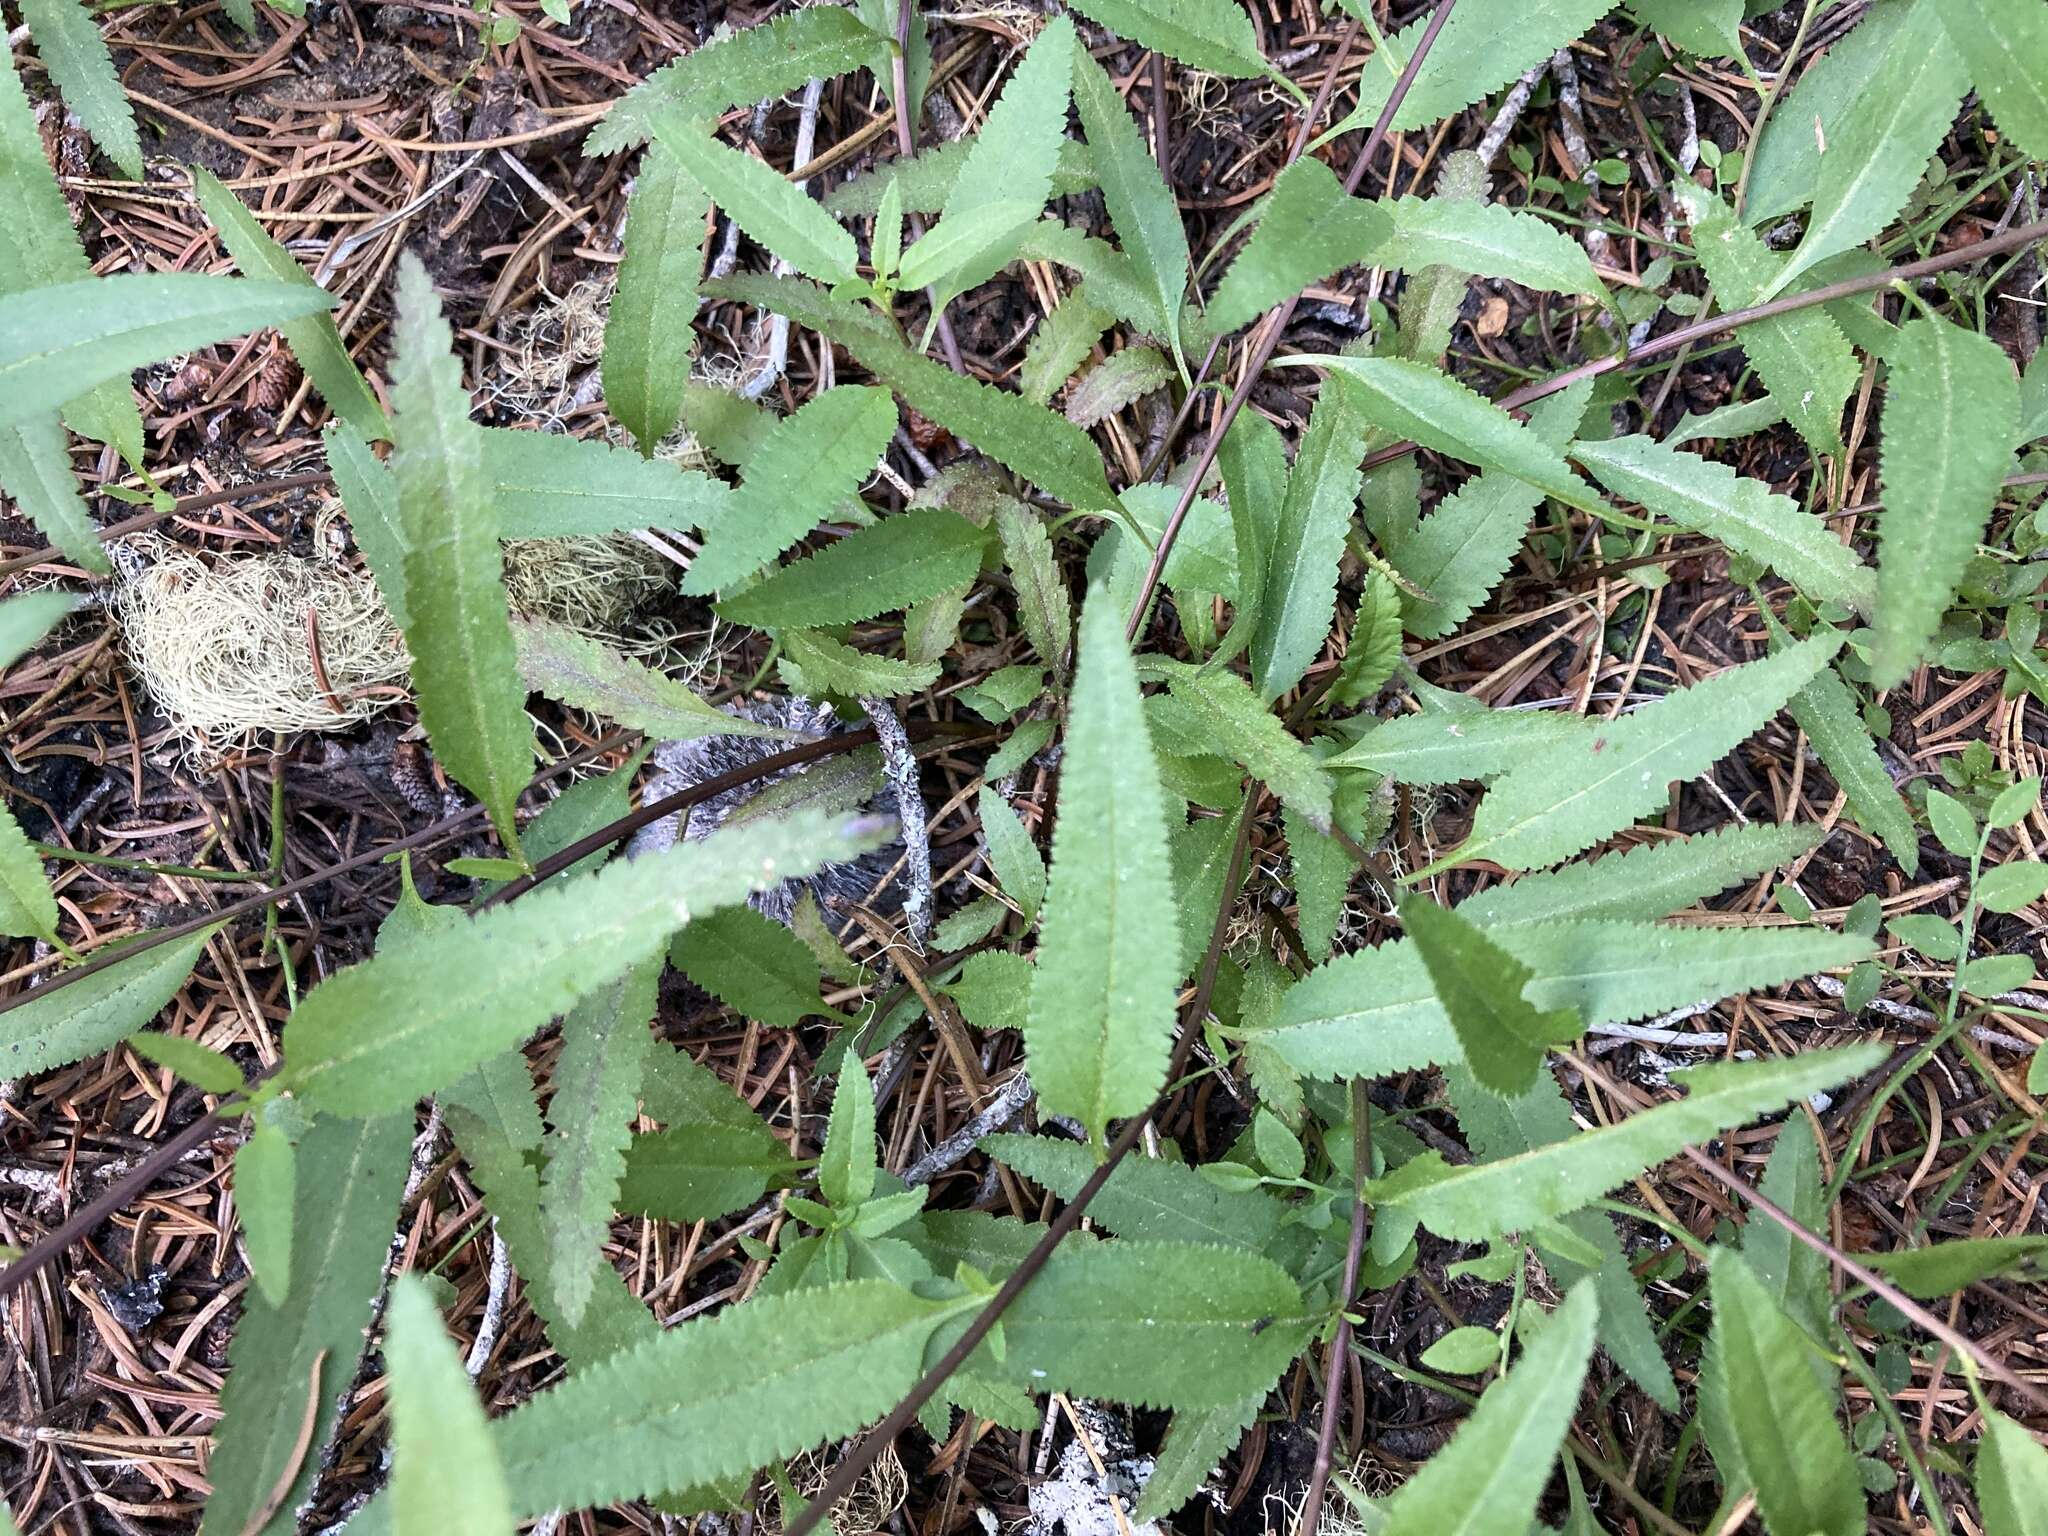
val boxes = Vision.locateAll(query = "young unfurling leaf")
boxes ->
[1026,591,1180,1144]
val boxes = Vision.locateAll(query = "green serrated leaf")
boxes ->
[1744,2,1916,225]
[0,275,331,431]
[1333,571,1403,707]
[819,1055,878,1209]
[1064,345,1173,428]
[1212,409,1286,667]
[1026,592,1181,1144]
[1285,354,1602,515]
[1872,312,2020,686]
[512,616,782,742]
[542,960,654,1329]
[716,507,984,628]
[486,426,732,540]
[1680,184,1858,458]
[898,198,1040,293]
[0,590,78,673]
[129,1031,244,1095]
[707,273,1115,511]
[1764,0,1968,298]
[234,1116,295,1308]
[1252,372,1370,700]
[603,143,710,453]
[1626,0,1741,56]
[1378,194,1607,303]
[0,802,56,943]
[387,1275,517,1536]
[995,498,1072,678]
[0,415,106,574]
[191,168,389,442]
[1707,1250,1863,1536]
[651,114,856,285]
[1940,0,2048,161]
[1328,0,1612,140]
[1746,1113,1831,1334]
[1283,801,1349,963]
[1071,47,1189,369]
[1572,434,1873,610]
[1379,1282,1599,1536]
[979,786,1045,921]
[825,138,1096,221]
[1400,897,1580,1095]
[1,926,221,1077]
[1200,157,1389,338]
[1253,917,1872,1081]
[1374,1045,1886,1240]
[671,904,827,1029]
[1066,0,1270,78]
[18,0,141,178]
[1784,653,1920,876]
[781,628,941,698]
[617,1120,798,1224]
[1133,1392,1267,1521]
[983,1133,1285,1250]
[682,384,895,596]
[1391,378,1591,639]
[1329,705,1593,784]
[1443,630,1842,871]
[389,256,532,857]
[1021,284,1116,406]
[1146,659,1332,829]
[590,7,881,155]
[1854,1235,2048,1297]
[281,811,880,1116]
[198,1111,410,1536]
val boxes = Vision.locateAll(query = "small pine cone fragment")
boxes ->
[252,352,298,412]
[391,738,443,815]
[161,361,216,405]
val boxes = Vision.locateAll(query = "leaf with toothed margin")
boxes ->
[1247,918,1873,1082]
[1,926,222,1078]
[714,508,987,629]
[1400,896,1581,1097]
[982,1133,1287,1251]
[1371,1045,1888,1242]
[387,1275,517,1536]
[279,811,886,1117]
[603,142,711,455]
[1439,630,1842,872]
[1376,194,1607,304]
[1327,706,1593,784]
[16,0,142,178]
[1140,659,1333,830]
[1065,0,1273,78]
[1133,1391,1272,1521]
[1198,157,1390,339]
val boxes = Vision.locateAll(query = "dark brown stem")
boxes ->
[1124,0,1462,642]
[780,794,1260,1536]
[1295,1077,1373,1536]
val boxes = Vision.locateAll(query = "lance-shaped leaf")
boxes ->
[1212,409,1286,667]
[1072,48,1189,368]
[1706,1251,1863,1536]
[1680,185,1858,459]
[387,1276,517,1536]
[1940,0,2048,162]
[818,1053,878,1209]
[1376,195,1606,303]
[1764,0,1968,298]
[513,617,782,743]
[1134,1393,1268,1521]
[617,1123,801,1223]
[1200,158,1389,339]
[485,427,731,540]
[918,17,1075,310]
[1392,378,1591,640]
[984,1133,1286,1251]
[279,810,883,1116]
[707,274,1115,511]
[1623,0,1741,58]
[1066,0,1270,78]
[1379,1282,1598,1536]
[681,384,895,595]
[0,50,141,463]
[781,629,941,698]
[1329,704,1592,783]
[1978,1403,2048,1536]
[1328,0,1612,138]
[1144,659,1333,829]
[1064,345,1173,428]
[1572,434,1874,611]
[0,805,55,943]
[715,508,985,629]
[1872,313,2020,686]
[198,1111,410,1536]
[0,590,77,672]
[1371,1044,1887,1240]
[672,905,829,1029]
[1,926,220,1077]
[995,498,1072,678]
[0,416,105,575]
[651,114,855,286]
[1746,1115,1831,1332]
[388,255,532,857]
[1440,630,1842,872]
[979,786,1045,921]
[1445,1064,1679,1408]
[542,960,655,1329]
[603,143,710,454]
[0,275,331,430]
[1252,373,1370,701]
[1252,917,1870,1081]
[1281,354,1603,515]
[1458,821,1823,927]
[1400,897,1580,1096]
[825,138,1096,220]
[591,5,881,154]
[191,168,388,442]
[17,0,141,178]
[1026,592,1180,1144]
